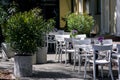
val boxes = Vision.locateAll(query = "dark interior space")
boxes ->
[39,0,59,29]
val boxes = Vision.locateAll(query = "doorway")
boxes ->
[39,0,59,29]
[39,0,60,53]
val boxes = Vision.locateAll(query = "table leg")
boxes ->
[118,57,120,80]
[68,53,72,64]
[95,52,99,77]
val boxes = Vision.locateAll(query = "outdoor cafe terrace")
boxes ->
[0,31,120,80]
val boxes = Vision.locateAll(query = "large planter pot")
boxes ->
[36,47,47,64]
[32,53,36,64]
[14,55,32,77]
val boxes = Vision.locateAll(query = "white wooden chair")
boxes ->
[84,44,114,80]
[72,38,92,73]
[61,38,75,65]
[46,30,65,53]
[46,33,56,53]
[55,34,70,62]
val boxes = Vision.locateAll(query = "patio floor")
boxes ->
[0,53,119,80]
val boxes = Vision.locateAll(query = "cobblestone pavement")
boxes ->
[0,53,119,80]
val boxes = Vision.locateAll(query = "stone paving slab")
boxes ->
[0,54,119,80]
[19,78,84,80]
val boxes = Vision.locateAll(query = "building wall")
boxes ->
[101,0,117,35]
[59,0,71,29]
[95,0,117,35]
[115,0,120,36]
[59,0,117,35]
[109,0,116,34]
[77,0,117,35]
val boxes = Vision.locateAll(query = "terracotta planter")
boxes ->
[14,55,32,77]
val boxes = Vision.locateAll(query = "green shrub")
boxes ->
[0,6,8,25]
[6,8,55,55]
[67,13,94,36]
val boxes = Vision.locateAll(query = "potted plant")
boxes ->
[66,13,94,36]
[36,18,55,64]
[5,8,55,77]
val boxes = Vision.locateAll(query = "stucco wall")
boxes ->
[59,0,71,28]
[110,0,116,34]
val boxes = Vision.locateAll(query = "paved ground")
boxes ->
[0,53,119,80]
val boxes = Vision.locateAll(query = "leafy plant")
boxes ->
[66,13,94,36]
[0,6,8,43]
[6,8,55,55]
[0,6,8,25]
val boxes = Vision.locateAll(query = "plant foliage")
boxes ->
[67,13,94,36]
[0,6,8,25]
[6,8,55,55]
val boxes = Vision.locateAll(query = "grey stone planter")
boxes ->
[14,55,32,77]
[32,53,36,64]
[36,47,47,64]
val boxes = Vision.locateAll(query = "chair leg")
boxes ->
[55,45,58,60]
[118,58,120,80]
[88,62,90,71]
[58,48,61,62]
[101,65,103,79]
[84,59,87,79]
[73,55,76,71]
[109,63,114,80]
[93,64,96,80]
[65,51,67,65]
[78,55,81,73]
[60,49,62,63]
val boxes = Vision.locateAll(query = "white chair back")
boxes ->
[93,45,113,62]
[75,34,86,40]
[93,45,112,51]
[64,38,73,49]
[73,38,91,46]
[57,30,64,35]
[102,39,113,45]
[94,39,113,45]
[93,38,100,44]
[55,35,70,42]
[63,35,70,39]
[55,35,64,42]
[64,38,72,43]
[72,39,91,52]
